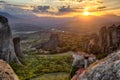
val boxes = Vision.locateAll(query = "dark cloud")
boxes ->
[32,5,78,15]
[75,0,84,2]
[0,1,7,3]
[33,6,50,13]
[58,0,84,2]
[76,0,96,2]
[103,6,120,12]
[97,6,106,9]
[97,1,104,4]
[58,5,76,13]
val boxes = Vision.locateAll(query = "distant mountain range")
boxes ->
[56,15,120,33]
[0,11,120,34]
[0,12,18,19]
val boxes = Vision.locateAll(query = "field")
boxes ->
[11,51,73,80]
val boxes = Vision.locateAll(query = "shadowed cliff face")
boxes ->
[0,15,21,64]
[78,50,120,80]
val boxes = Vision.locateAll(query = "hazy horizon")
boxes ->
[0,0,120,34]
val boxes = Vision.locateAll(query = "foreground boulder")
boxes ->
[0,60,19,80]
[78,50,120,80]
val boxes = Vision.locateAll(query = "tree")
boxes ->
[13,37,24,59]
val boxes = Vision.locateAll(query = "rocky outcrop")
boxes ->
[72,24,120,80]
[99,25,120,54]
[13,37,24,59]
[0,15,21,64]
[86,33,100,54]
[98,26,108,53]
[0,60,19,80]
[70,52,96,80]
[85,24,120,54]
[72,53,96,69]
[78,50,120,80]
[33,33,60,53]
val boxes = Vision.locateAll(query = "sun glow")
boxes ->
[83,11,91,16]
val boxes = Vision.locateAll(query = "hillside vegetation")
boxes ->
[11,52,73,80]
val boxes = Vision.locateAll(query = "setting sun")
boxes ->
[83,11,91,16]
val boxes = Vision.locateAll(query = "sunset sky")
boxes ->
[1,0,120,17]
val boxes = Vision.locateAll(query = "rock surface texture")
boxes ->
[78,50,120,80]
[0,15,21,64]
[0,60,19,80]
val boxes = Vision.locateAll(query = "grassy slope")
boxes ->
[11,52,73,80]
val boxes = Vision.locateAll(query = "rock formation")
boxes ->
[0,60,19,80]
[72,24,120,80]
[99,25,120,54]
[0,15,21,64]
[33,33,60,53]
[78,50,120,80]
[86,33,100,54]
[70,24,120,80]
[72,53,96,69]
[85,24,120,55]
[70,52,96,80]
[13,37,24,59]
[98,26,108,53]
